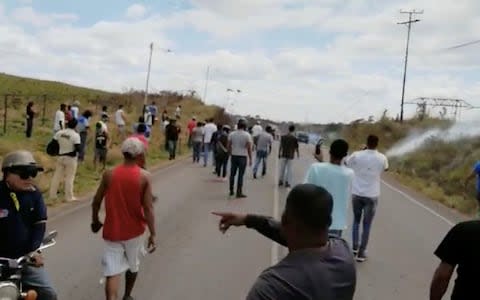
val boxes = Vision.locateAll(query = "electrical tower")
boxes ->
[405,97,478,121]
[398,9,423,123]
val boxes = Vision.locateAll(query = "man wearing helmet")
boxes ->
[0,150,57,299]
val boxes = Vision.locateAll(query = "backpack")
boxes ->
[46,139,60,156]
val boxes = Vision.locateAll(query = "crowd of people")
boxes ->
[2,108,480,300]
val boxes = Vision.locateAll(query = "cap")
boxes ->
[73,100,80,106]
[121,137,145,156]
[223,125,231,130]
[2,150,44,171]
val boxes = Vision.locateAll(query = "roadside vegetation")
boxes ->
[0,73,222,205]
[342,115,478,215]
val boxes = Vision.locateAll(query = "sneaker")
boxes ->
[236,193,247,198]
[279,181,284,186]
[352,248,359,255]
[285,183,291,188]
[123,296,134,300]
[253,173,257,179]
[229,191,235,197]
[356,252,367,262]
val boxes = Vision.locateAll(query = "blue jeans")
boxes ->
[78,131,87,161]
[253,150,268,176]
[192,141,202,162]
[203,143,212,166]
[230,156,247,194]
[352,195,378,254]
[279,158,293,184]
[22,265,57,300]
[167,140,177,159]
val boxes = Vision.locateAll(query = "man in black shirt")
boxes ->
[279,125,299,187]
[26,101,36,138]
[430,220,480,300]
[165,118,180,160]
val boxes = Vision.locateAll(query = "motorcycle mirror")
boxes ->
[42,231,57,244]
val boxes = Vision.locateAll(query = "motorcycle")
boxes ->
[0,231,58,300]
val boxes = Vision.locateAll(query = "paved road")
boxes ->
[43,143,465,299]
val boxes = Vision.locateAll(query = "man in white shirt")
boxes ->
[203,118,218,167]
[49,118,81,202]
[252,126,273,178]
[70,100,80,120]
[53,104,67,134]
[228,119,253,198]
[115,105,127,141]
[345,135,389,262]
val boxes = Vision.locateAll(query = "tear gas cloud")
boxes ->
[386,121,480,157]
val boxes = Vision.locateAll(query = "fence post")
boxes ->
[3,94,8,134]
[42,94,47,125]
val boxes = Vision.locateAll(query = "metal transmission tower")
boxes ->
[404,97,477,121]
[398,9,423,123]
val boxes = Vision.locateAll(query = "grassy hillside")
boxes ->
[0,73,222,206]
[341,117,478,215]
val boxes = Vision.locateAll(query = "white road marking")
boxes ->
[271,149,280,265]
[381,180,455,226]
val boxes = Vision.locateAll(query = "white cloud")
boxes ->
[11,6,77,27]
[126,4,147,19]
[1,1,480,123]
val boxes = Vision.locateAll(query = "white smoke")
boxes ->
[386,121,480,157]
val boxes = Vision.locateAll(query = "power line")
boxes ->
[397,9,423,123]
[444,39,480,50]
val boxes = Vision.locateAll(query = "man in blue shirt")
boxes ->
[0,150,57,299]
[465,160,480,216]
[304,139,354,237]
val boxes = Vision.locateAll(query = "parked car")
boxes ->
[296,131,309,144]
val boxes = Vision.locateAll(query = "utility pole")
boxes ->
[203,65,210,103]
[398,9,423,123]
[143,42,154,114]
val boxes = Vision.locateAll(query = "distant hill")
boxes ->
[0,73,111,100]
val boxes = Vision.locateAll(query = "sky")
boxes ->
[1,0,480,123]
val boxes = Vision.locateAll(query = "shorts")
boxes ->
[95,148,107,162]
[102,234,147,277]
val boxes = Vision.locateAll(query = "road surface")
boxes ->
[43,143,465,299]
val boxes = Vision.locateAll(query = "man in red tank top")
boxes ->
[91,137,156,300]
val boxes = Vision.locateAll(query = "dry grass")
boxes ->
[0,73,222,206]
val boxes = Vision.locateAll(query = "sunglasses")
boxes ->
[8,167,40,180]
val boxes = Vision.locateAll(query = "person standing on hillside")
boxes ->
[93,121,110,172]
[49,118,81,202]
[165,118,180,160]
[228,119,253,198]
[91,137,156,300]
[253,125,273,179]
[203,119,218,167]
[25,101,37,138]
[345,135,389,262]
[175,105,182,119]
[115,105,127,142]
[77,110,93,162]
[279,125,299,188]
[464,161,480,216]
[53,103,67,134]
[304,139,354,238]
[149,101,158,126]
[71,100,80,120]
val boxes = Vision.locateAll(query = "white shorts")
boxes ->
[102,235,147,277]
